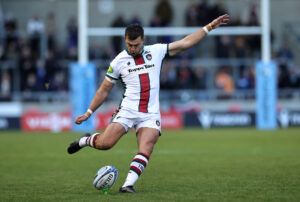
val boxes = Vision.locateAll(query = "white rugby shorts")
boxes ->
[111,108,161,133]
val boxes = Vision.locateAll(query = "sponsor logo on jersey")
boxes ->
[128,66,145,73]
[128,64,154,73]
[107,66,113,73]
[146,54,152,61]
[145,64,154,69]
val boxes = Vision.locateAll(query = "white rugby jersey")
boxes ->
[106,43,168,113]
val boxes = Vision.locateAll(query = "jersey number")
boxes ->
[138,73,150,113]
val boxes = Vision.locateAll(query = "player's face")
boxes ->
[125,36,144,57]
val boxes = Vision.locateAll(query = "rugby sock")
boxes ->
[122,153,149,187]
[79,133,100,147]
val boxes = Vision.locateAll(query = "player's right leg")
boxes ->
[67,122,126,154]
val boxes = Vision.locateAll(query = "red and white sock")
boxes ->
[122,153,149,187]
[79,133,100,148]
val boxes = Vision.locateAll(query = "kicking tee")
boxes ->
[106,43,168,114]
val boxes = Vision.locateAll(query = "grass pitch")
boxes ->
[0,128,300,202]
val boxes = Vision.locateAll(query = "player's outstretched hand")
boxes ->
[75,114,89,124]
[210,14,230,29]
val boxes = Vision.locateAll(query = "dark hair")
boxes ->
[125,24,144,40]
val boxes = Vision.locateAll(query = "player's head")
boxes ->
[125,24,144,57]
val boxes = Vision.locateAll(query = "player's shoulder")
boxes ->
[111,50,131,66]
[144,43,168,58]
[114,50,130,61]
[145,43,168,50]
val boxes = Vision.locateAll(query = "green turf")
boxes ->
[0,128,300,202]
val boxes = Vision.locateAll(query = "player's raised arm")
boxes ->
[168,14,230,56]
[75,78,115,124]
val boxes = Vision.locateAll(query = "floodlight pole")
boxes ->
[78,0,88,65]
[261,0,271,62]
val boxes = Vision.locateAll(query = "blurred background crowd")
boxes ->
[0,0,299,102]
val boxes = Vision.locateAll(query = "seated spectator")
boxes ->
[177,59,194,89]
[215,66,235,97]
[160,59,177,90]
[233,36,248,58]
[24,73,39,92]
[215,35,232,58]
[193,67,207,89]
[236,65,253,89]
[278,63,291,89]
[277,41,294,62]
[0,70,12,100]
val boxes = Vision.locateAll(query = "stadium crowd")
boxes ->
[0,0,299,101]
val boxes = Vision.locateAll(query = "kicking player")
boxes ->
[67,14,230,193]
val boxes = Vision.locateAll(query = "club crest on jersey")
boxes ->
[107,66,113,73]
[146,54,152,61]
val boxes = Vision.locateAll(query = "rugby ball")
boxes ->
[93,165,118,190]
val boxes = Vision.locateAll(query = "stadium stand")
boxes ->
[0,0,299,103]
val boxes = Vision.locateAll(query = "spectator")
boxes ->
[185,3,198,26]
[51,71,68,92]
[24,73,39,92]
[278,63,291,89]
[152,0,174,43]
[245,3,261,55]
[215,35,232,58]
[154,0,173,26]
[3,14,19,52]
[289,65,300,88]
[193,67,207,89]
[236,65,253,89]
[46,12,56,51]
[177,59,194,89]
[36,59,46,90]
[161,59,177,90]
[277,41,294,62]
[210,0,226,19]
[19,44,35,91]
[129,13,142,25]
[110,15,127,55]
[4,40,18,60]
[233,36,248,58]
[196,0,211,25]
[66,16,78,49]
[0,70,12,100]
[215,66,235,97]
[27,15,45,58]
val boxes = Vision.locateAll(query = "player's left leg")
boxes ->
[67,122,126,154]
[120,127,160,193]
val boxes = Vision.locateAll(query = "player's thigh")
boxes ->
[137,127,160,155]
[97,122,126,147]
